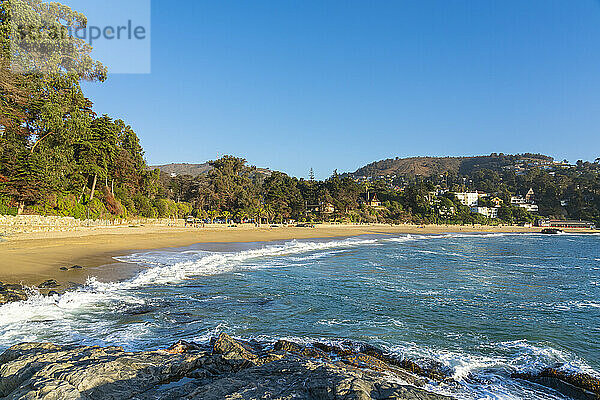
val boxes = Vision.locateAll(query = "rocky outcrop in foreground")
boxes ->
[0,333,453,400]
[0,282,29,305]
[513,368,600,400]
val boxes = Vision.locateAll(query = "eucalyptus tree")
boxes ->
[0,0,106,213]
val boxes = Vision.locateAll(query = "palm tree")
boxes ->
[252,206,264,226]
[207,210,220,224]
[236,209,249,224]
[221,210,231,224]
[264,204,274,225]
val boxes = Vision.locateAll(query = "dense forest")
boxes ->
[1,1,599,226]
[156,157,600,226]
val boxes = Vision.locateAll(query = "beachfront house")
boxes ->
[537,219,596,229]
[454,192,485,207]
[471,206,499,219]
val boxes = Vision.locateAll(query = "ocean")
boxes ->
[0,232,598,399]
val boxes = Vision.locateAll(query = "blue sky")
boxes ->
[77,0,600,179]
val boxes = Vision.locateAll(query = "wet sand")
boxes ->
[0,223,591,288]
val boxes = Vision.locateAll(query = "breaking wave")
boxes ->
[0,233,598,399]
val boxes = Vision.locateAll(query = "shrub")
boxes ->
[134,194,156,218]
[0,196,17,216]
[102,187,123,215]
[56,194,86,219]
[177,202,192,218]
[87,198,109,220]
[114,188,137,215]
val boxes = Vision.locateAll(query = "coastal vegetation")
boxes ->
[1,1,600,226]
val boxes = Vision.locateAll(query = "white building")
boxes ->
[510,196,526,205]
[518,203,539,213]
[511,188,539,213]
[471,206,499,219]
[455,192,485,207]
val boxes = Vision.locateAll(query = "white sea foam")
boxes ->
[0,285,149,348]
[448,232,512,238]
[1,233,597,400]
[384,232,524,244]
[115,238,379,287]
[384,234,417,243]
[569,300,600,309]
[387,339,598,400]
[0,237,379,348]
[224,332,589,400]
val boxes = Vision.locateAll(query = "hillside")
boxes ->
[348,154,554,178]
[153,163,274,178]
[152,163,213,177]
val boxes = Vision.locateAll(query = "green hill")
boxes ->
[348,153,554,178]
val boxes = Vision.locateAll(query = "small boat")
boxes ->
[541,228,563,234]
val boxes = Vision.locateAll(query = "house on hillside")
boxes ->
[367,193,381,207]
[362,192,383,209]
[525,188,535,203]
[511,188,539,213]
[490,197,503,207]
[320,202,335,214]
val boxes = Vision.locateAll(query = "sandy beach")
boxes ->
[0,223,593,288]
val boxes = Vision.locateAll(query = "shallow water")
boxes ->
[1,232,599,399]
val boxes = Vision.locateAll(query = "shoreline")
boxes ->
[0,223,596,288]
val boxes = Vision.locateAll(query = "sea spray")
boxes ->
[0,233,598,399]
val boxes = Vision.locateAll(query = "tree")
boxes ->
[251,205,264,226]
[207,209,220,224]
[75,116,118,201]
[204,156,258,212]
[235,209,249,223]
[263,171,303,223]
[7,0,107,80]
[221,210,231,224]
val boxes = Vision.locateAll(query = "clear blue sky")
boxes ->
[79,0,600,179]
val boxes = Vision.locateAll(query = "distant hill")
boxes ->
[348,154,555,178]
[151,163,213,177]
[152,163,274,178]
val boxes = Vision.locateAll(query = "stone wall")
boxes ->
[0,215,184,236]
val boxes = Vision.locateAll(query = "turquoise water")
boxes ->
[0,233,598,399]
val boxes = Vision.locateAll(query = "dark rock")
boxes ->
[513,368,600,400]
[0,336,453,400]
[59,267,69,271]
[38,279,60,289]
[274,339,327,359]
[356,342,450,382]
[67,282,84,289]
[166,340,204,354]
[313,341,354,357]
[70,265,83,270]
[312,340,449,383]
[211,332,280,366]
[47,291,60,297]
[0,281,28,305]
